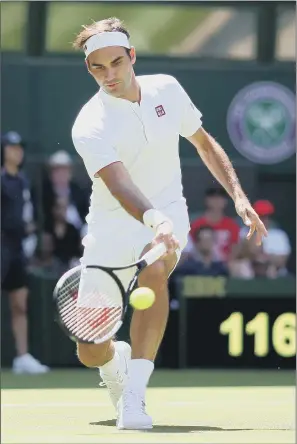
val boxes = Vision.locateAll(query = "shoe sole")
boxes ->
[116,421,153,430]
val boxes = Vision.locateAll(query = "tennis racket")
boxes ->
[53,242,167,344]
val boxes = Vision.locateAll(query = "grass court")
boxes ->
[2,369,295,443]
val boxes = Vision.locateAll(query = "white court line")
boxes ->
[2,401,289,408]
[2,402,109,408]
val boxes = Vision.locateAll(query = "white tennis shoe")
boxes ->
[99,341,131,410]
[12,353,50,374]
[116,390,153,430]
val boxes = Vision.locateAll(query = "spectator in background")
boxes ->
[238,200,291,277]
[228,235,260,279]
[45,196,82,267]
[251,255,271,279]
[28,232,66,276]
[1,131,49,374]
[42,150,89,236]
[189,187,240,262]
[175,226,228,276]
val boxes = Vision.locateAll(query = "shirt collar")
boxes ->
[98,80,144,108]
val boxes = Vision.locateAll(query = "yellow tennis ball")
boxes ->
[130,287,155,310]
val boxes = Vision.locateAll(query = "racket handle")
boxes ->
[142,242,167,266]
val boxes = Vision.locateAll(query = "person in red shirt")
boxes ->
[190,187,240,261]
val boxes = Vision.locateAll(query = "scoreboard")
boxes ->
[178,297,295,369]
[173,276,296,369]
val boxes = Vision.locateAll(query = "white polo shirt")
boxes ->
[72,74,202,217]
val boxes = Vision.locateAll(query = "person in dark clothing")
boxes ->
[41,151,90,234]
[45,196,82,266]
[29,232,67,277]
[175,226,228,276]
[1,131,49,374]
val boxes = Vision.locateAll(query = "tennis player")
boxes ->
[71,18,267,430]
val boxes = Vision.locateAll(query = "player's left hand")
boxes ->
[235,198,268,246]
[153,221,180,256]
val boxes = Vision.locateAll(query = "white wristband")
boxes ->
[143,209,173,232]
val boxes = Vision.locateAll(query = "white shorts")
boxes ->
[80,199,190,291]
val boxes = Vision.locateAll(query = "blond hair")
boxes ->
[72,17,130,51]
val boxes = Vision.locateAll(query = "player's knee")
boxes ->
[139,259,168,290]
[76,342,111,368]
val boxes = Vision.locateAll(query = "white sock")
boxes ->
[126,359,154,396]
[99,350,120,378]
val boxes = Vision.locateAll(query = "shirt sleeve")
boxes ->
[174,79,203,138]
[72,126,120,178]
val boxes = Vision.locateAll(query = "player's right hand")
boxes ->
[152,221,179,256]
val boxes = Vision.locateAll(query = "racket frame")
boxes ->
[53,244,165,344]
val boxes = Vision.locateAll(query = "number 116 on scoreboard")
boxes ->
[219,312,296,358]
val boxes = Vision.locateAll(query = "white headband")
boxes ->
[84,32,131,58]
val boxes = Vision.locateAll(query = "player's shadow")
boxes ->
[90,420,291,433]
[90,419,223,432]
[90,419,224,432]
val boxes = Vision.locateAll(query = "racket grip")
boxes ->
[143,242,167,266]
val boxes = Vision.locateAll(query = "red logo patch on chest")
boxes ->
[155,105,166,117]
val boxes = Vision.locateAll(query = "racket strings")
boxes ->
[57,267,123,342]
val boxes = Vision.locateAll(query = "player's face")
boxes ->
[4,144,24,167]
[87,46,136,98]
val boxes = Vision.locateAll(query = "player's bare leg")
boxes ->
[130,248,177,361]
[117,244,177,430]
[77,340,131,409]
[77,340,114,368]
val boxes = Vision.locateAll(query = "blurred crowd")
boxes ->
[0,130,294,373]
[28,148,89,276]
[175,187,292,280]
[1,130,293,282]
[1,131,90,279]
[1,131,90,373]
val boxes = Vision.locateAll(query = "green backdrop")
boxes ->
[2,55,295,172]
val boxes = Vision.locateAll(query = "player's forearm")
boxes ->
[111,182,154,222]
[98,162,172,229]
[98,162,153,222]
[189,128,247,202]
[202,141,245,202]
[112,184,173,232]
